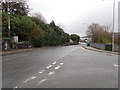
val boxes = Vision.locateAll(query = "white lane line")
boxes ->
[48,71,55,75]
[24,76,36,83]
[54,66,60,70]
[46,65,52,69]
[37,78,47,85]
[25,54,28,56]
[38,70,45,74]
[1,59,11,62]
[13,86,18,90]
[81,46,87,50]
[31,76,36,79]
[114,64,118,67]
[60,63,64,65]
[21,54,28,57]
[24,54,28,56]
[38,71,43,74]
[4,59,9,60]
[14,76,36,89]
[52,62,56,65]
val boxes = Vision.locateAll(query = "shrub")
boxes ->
[70,34,80,44]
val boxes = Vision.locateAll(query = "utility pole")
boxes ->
[112,0,115,51]
[102,0,116,51]
[6,0,11,40]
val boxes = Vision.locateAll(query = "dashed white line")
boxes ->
[38,70,45,74]
[114,64,118,67]
[13,86,18,90]
[21,54,28,57]
[24,76,36,83]
[4,59,9,60]
[37,78,47,85]
[2,59,10,62]
[46,65,52,69]
[52,62,56,65]
[48,71,55,75]
[60,63,64,65]
[54,66,60,70]
[31,76,36,79]
[38,72,43,74]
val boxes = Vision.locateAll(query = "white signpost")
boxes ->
[13,36,18,42]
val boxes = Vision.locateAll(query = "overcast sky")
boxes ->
[28,0,119,37]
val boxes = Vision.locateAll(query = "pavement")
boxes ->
[2,44,118,89]
[82,45,120,55]
[1,44,119,59]
[1,43,119,56]
[0,48,41,56]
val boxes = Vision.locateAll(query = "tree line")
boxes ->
[2,1,80,48]
[87,23,119,46]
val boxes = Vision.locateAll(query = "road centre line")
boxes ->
[38,70,45,74]
[37,78,47,85]
[60,63,64,65]
[24,76,36,83]
[2,54,28,62]
[48,71,55,75]
[54,66,60,70]
[114,64,118,67]
[2,59,10,62]
[52,62,56,65]
[46,65,52,69]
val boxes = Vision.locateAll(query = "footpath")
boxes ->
[0,48,41,56]
[82,45,120,55]
[0,45,120,56]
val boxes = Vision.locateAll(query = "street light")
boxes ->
[112,0,115,51]
[6,0,19,49]
[7,1,11,39]
[6,0,17,39]
[102,0,115,51]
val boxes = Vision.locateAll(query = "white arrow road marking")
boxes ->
[54,66,60,70]
[46,65,52,69]
[37,78,47,85]
[52,62,56,65]
[48,71,55,75]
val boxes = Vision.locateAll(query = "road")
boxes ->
[2,44,118,88]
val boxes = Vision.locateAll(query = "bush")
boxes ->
[11,41,31,49]
[70,34,80,44]
[29,27,44,47]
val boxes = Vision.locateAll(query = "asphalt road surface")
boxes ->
[2,44,118,88]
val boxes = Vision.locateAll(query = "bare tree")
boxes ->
[86,23,112,44]
[2,0,29,16]
[32,12,47,23]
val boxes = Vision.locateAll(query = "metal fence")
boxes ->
[90,43,120,52]
[90,43,105,50]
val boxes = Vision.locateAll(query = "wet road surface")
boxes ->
[2,44,118,88]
